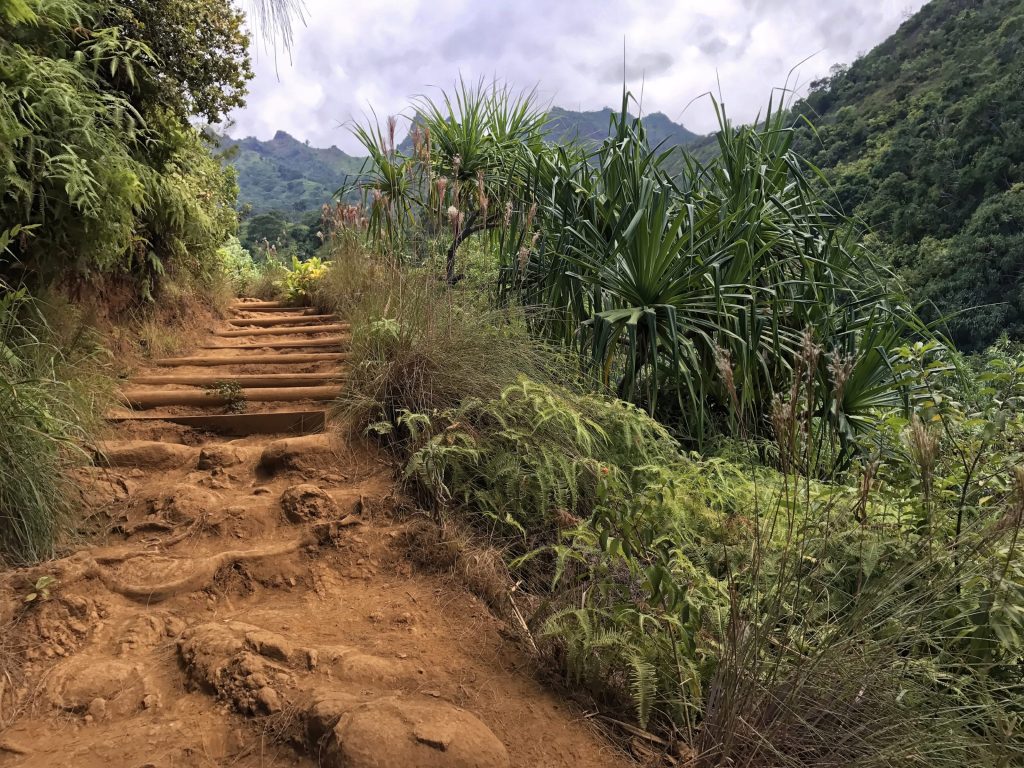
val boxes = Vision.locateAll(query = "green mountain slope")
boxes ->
[546,106,699,148]
[219,130,364,214]
[225,109,705,219]
[791,0,1024,350]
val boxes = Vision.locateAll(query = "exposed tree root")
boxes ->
[90,536,314,603]
[1,536,314,605]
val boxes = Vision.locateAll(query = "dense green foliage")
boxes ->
[792,0,1024,350]
[355,83,929,462]
[238,208,322,261]
[0,0,247,292]
[0,0,259,563]
[331,74,1024,765]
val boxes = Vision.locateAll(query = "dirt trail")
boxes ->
[0,302,628,768]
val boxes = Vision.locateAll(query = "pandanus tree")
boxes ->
[499,92,931,462]
[352,78,548,282]
[355,82,933,466]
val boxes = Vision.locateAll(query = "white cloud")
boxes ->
[228,0,927,153]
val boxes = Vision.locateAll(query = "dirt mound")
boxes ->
[328,696,510,768]
[280,483,339,522]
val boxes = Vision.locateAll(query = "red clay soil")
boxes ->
[0,302,631,768]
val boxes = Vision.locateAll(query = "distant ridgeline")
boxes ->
[216,131,365,214]
[219,108,707,218]
[790,0,1024,351]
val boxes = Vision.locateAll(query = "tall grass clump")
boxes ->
[0,286,109,564]
[325,240,562,439]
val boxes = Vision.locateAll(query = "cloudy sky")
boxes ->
[227,0,927,153]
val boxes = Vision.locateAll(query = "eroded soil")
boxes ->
[0,301,628,768]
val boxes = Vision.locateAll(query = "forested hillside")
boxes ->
[218,130,363,213]
[546,106,699,147]
[792,0,1024,349]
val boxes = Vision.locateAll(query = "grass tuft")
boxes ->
[0,287,109,565]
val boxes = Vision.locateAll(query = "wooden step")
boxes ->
[130,373,346,387]
[228,315,336,328]
[153,352,348,367]
[121,385,343,409]
[201,337,349,351]
[215,323,350,338]
[230,305,318,314]
[230,300,295,309]
[107,410,327,436]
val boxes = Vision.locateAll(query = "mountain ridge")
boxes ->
[221,107,706,215]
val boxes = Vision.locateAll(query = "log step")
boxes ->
[107,410,327,436]
[130,373,346,387]
[121,385,343,409]
[228,315,336,327]
[154,353,348,367]
[201,337,349,350]
[229,306,319,314]
[230,300,295,309]
[215,324,350,338]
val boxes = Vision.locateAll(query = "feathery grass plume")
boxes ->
[904,414,939,530]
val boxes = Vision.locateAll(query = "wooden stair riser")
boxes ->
[154,353,348,367]
[215,324,350,338]
[107,410,327,435]
[130,373,346,387]
[201,337,349,351]
[121,385,342,409]
[227,315,336,328]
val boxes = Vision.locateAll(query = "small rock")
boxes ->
[197,444,244,470]
[256,686,282,714]
[253,487,271,496]
[245,629,294,662]
[246,673,269,688]
[279,484,338,523]
[87,697,107,720]
[142,694,160,710]
[258,434,341,475]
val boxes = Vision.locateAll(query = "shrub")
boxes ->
[284,255,329,304]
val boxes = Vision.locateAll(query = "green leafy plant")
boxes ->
[22,575,57,604]
[0,287,108,564]
[205,379,246,412]
[284,255,330,303]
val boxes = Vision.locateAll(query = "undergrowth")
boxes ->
[0,287,109,565]
[314,237,1024,767]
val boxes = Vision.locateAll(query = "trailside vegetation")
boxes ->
[0,0,266,563]
[0,0,249,294]
[316,79,1024,766]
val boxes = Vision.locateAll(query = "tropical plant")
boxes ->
[0,0,247,293]
[353,78,548,282]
